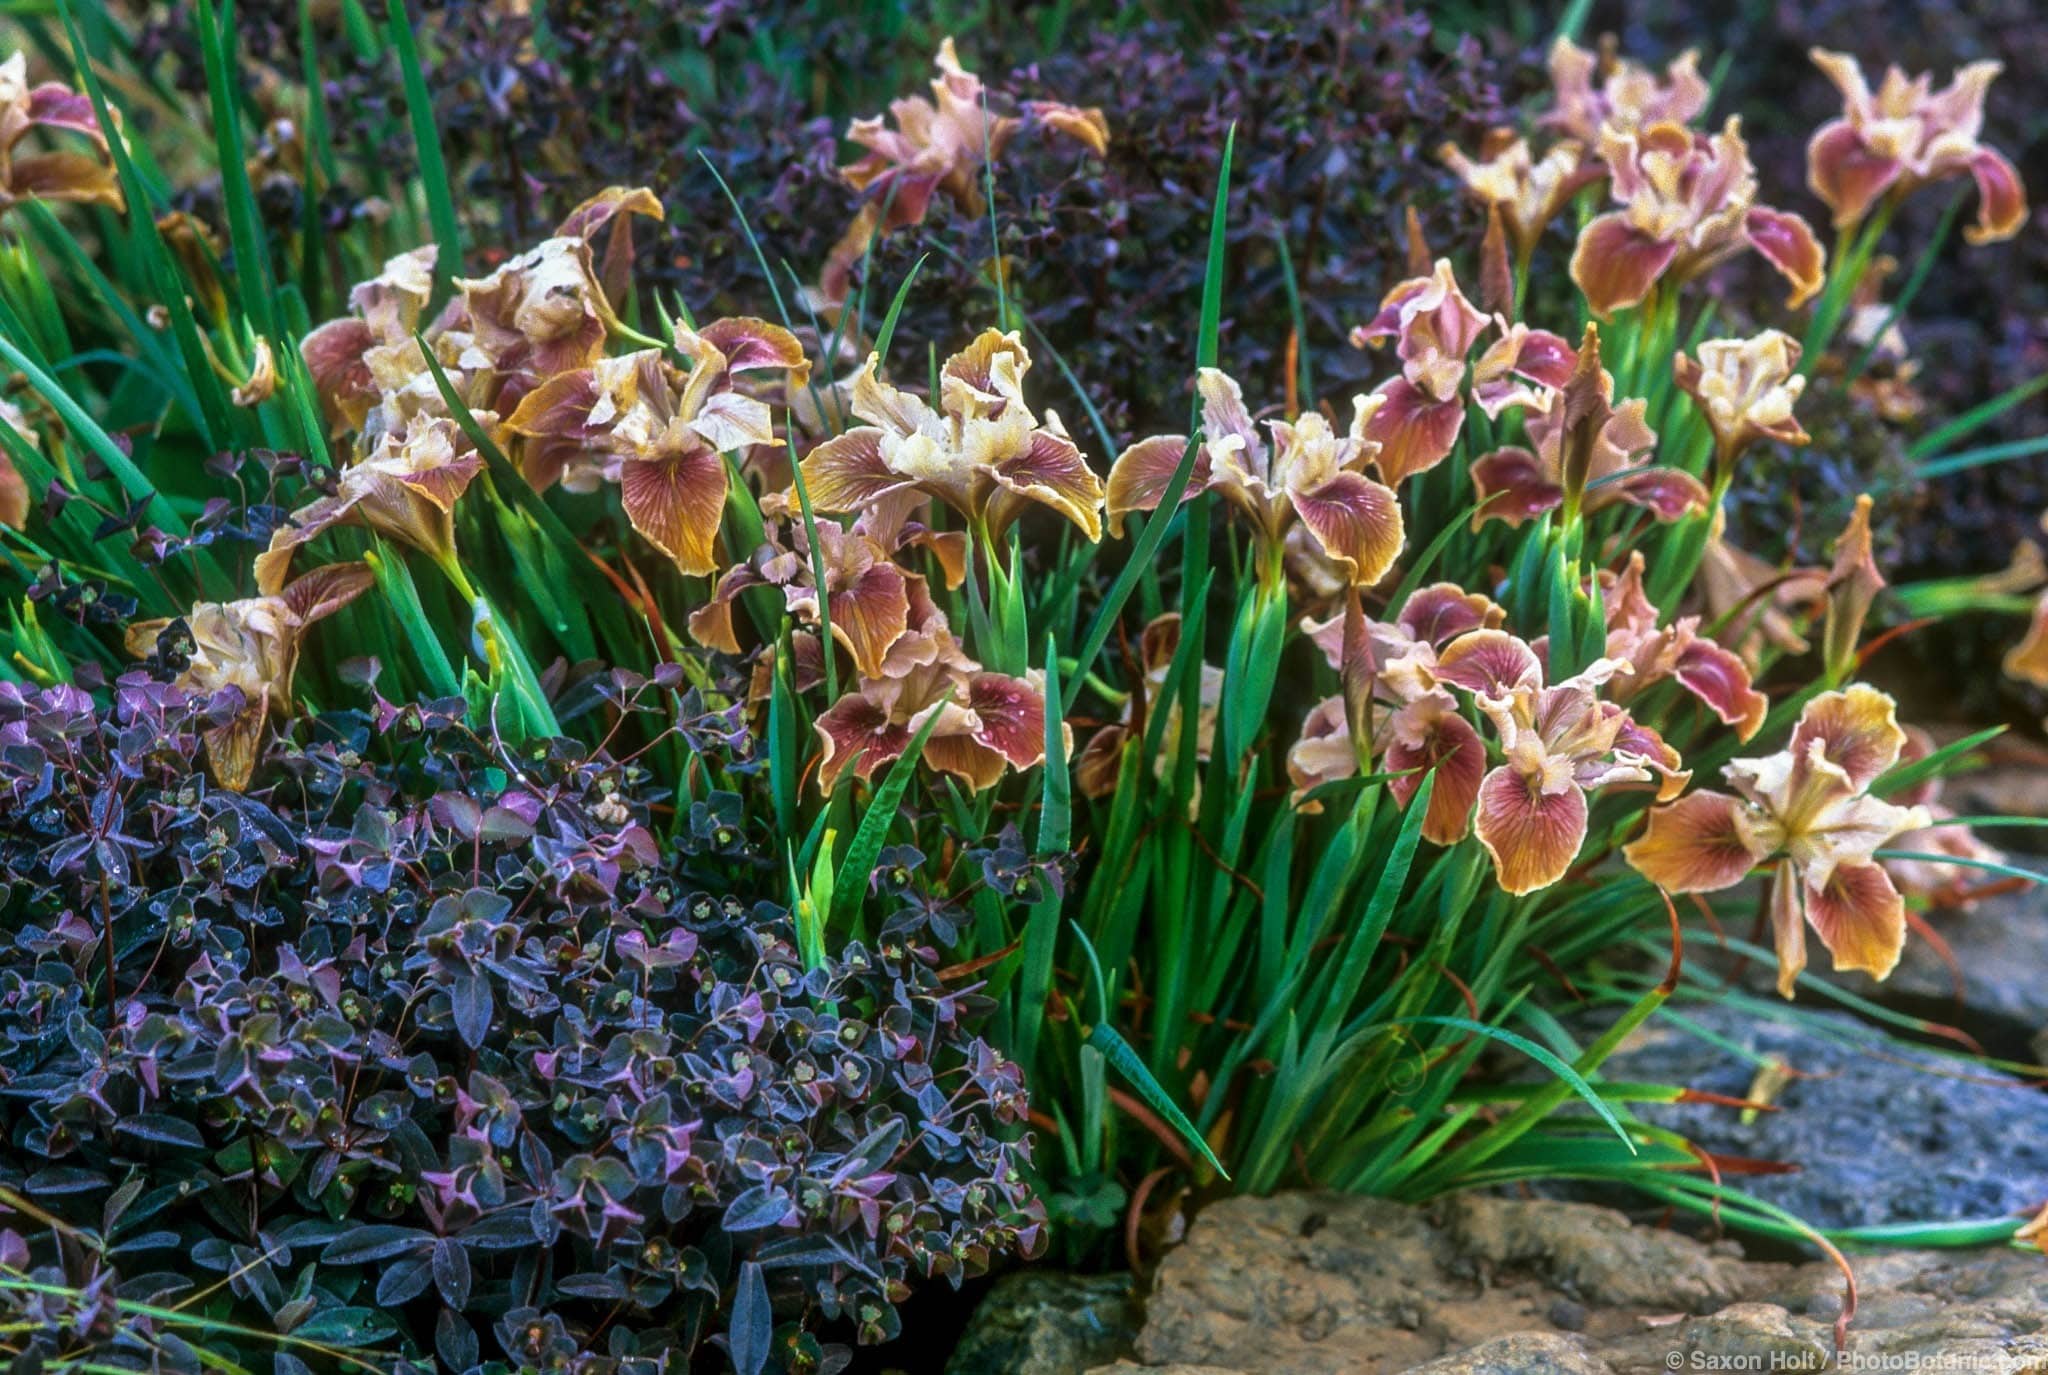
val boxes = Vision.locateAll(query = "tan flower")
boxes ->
[802,330,1103,545]
[124,564,374,790]
[1572,119,1824,319]
[1107,368,1402,586]
[1627,686,1932,996]
[254,417,483,594]
[0,51,123,216]
[1673,330,1809,480]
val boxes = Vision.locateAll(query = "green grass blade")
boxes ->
[386,0,463,305]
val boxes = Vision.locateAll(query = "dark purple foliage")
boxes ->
[0,677,1043,1373]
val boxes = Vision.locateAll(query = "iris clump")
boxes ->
[0,4,2040,1372]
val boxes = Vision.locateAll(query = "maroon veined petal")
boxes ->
[1805,861,1907,984]
[829,561,913,681]
[279,562,376,626]
[966,672,1050,772]
[697,316,809,377]
[1364,377,1467,486]
[922,736,1013,794]
[1073,724,1131,799]
[27,83,105,142]
[1568,213,1678,320]
[300,318,377,434]
[252,491,356,595]
[1804,120,1901,229]
[1104,434,1208,537]
[1386,704,1486,845]
[1596,466,1710,522]
[1397,583,1503,647]
[2005,591,2048,688]
[1744,207,1827,309]
[620,448,730,577]
[814,691,909,793]
[1435,628,1543,698]
[1623,790,1758,893]
[799,427,917,513]
[1788,684,1906,791]
[1965,147,2028,246]
[204,698,272,795]
[1286,695,1357,805]
[986,428,1106,541]
[1509,329,1578,389]
[398,451,485,514]
[1469,446,1562,527]
[1672,635,1768,741]
[1288,469,1405,589]
[502,368,601,440]
[0,449,26,530]
[1473,766,1589,895]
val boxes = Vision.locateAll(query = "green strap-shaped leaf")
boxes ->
[1086,1021,1230,1181]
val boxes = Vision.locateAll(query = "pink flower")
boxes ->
[1806,49,2027,244]
[1572,119,1825,319]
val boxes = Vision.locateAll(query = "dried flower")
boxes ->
[1074,613,1223,800]
[1821,493,1885,683]
[123,563,373,789]
[0,395,34,529]
[0,51,123,215]
[1806,49,2027,244]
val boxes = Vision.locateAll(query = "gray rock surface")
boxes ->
[1593,1001,2048,1228]
[1089,1191,2048,1375]
[947,1269,1140,1375]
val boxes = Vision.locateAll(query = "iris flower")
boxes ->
[1073,613,1224,801]
[812,616,1053,795]
[1673,331,1809,483]
[1439,130,1599,265]
[1572,118,1825,319]
[1433,629,1684,895]
[1106,367,1402,587]
[254,417,483,594]
[1289,584,1503,843]
[1471,326,1707,528]
[801,330,1104,545]
[0,52,122,216]
[1545,37,1710,143]
[1599,552,1768,740]
[505,318,808,576]
[124,564,374,791]
[1806,49,2027,245]
[1625,686,1933,996]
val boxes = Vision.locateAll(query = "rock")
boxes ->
[1098,1190,2048,1375]
[1678,1304,1830,1373]
[1398,1333,1613,1374]
[948,1270,1141,1375]
[1589,1002,2048,1229]
[1440,1195,1749,1312]
[1845,888,2048,1052]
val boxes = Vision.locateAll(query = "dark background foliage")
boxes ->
[1581,0,2048,728]
[0,671,1041,1373]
